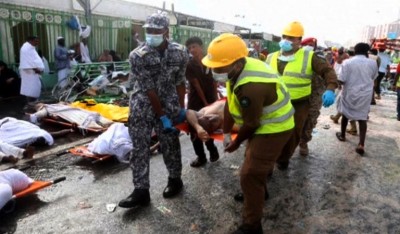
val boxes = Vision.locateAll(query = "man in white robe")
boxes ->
[19,36,44,102]
[336,43,378,155]
[80,38,92,63]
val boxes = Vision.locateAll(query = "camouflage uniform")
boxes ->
[300,51,327,144]
[128,15,189,189]
[300,73,325,143]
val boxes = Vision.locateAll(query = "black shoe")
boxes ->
[232,224,263,234]
[209,150,220,162]
[190,157,207,167]
[163,177,183,198]
[277,161,289,171]
[233,190,269,202]
[118,189,150,208]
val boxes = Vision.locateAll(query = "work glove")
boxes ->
[160,115,178,134]
[322,90,336,108]
[175,108,187,124]
[223,133,232,147]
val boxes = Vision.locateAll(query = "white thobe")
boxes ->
[19,42,45,98]
[80,42,92,63]
[338,55,378,120]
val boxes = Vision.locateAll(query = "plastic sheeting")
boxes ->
[70,100,129,122]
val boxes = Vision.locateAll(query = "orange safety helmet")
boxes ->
[202,33,248,68]
[282,21,304,37]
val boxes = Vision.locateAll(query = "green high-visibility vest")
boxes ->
[266,48,313,100]
[226,57,294,134]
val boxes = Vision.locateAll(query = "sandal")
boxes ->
[355,145,365,155]
[336,132,346,142]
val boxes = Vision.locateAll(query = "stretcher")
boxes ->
[175,122,237,141]
[2,177,66,213]
[68,145,113,163]
[42,117,107,133]
[13,177,66,199]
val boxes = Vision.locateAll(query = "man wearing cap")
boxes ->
[54,36,71,88]
[118,12,188,208]
[266,22,338,169]
[298,37,326,156]
[203,33,294,234]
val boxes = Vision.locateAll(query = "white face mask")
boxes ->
[303,45,314,52]
[278,54,295,62]
[145,33,164,47]
[212,70,229,83]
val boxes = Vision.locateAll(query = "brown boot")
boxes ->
[299,142,309,156]
[330,113,341,124]
[346,121,358,135]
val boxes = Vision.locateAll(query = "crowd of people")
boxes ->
[1,10,400,234]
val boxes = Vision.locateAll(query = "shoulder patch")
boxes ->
[239,97,251,108]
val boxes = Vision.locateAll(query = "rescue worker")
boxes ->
[298,37,325,156]
[266,22,338,169]
[119,12,189,208]
[202,33,295,234]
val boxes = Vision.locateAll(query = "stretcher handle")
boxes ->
[52,177,66,184]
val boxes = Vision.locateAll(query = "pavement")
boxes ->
[0,92,399,234]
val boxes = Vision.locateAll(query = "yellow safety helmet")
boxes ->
[282,21,304,37]
[202,33,248,68]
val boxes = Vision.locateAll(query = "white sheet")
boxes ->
[0,117,54,147]
[88,123,131,163]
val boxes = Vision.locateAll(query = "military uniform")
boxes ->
[300,51,327,145]
[267,49,338,166]
[128,41,189,189]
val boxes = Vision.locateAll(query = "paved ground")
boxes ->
[1,93,399,234]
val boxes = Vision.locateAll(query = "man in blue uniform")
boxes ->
[119,12,189,208]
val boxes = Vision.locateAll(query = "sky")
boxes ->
[127,0,400,46]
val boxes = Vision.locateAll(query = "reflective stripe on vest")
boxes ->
[266,49,313,100]
[227,57,294,134]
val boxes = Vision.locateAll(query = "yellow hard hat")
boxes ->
[282,21,304,37]
[202,33,248,68]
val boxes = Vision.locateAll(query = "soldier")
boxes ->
[203,33,295,234]
[298,37,326,156]
[118,12,189,208]
[266,22,338,170]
